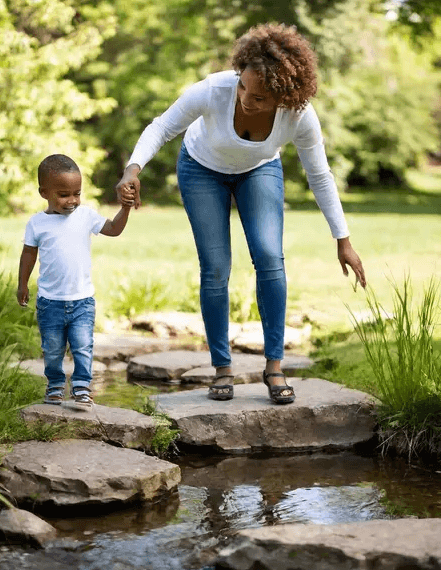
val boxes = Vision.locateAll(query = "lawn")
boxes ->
[2,167,441,337]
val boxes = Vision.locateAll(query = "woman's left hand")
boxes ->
[337,237,366,289]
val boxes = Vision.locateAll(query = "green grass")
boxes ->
[3,171,441,334]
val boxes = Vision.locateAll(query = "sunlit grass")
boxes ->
[2,180,441,336]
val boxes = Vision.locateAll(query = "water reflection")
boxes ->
[273,486,386,524]
[218,485,266,529]
[1,453,440,570]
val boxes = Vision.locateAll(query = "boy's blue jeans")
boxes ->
[177,142,286,368]
[36,296,95,396]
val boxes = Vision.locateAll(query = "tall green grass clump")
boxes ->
[0,272,40,358]
[0,272,65,444]
[350,277,441,462]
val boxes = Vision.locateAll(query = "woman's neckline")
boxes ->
[230,78,279,144]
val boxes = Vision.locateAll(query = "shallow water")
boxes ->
[2,451,440,570]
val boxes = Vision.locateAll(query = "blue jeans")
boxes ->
[36,296,95,395]
[177,142,286,367]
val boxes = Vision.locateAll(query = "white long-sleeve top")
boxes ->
[129,70,349,238]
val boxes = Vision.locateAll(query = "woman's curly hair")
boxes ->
[231,23,317,111]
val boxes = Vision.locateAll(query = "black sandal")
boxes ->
[263,371,295,405]
[208,375,234,401]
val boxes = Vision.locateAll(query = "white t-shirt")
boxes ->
[23,205,107,300]
[128,70,349,238]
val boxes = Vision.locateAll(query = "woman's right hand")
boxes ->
[116,164,142,209]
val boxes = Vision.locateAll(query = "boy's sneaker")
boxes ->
[43,392,63,405]
[71,389,94,410]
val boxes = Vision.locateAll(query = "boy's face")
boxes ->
[39,171,82,215]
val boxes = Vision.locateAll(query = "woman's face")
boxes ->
[236,66,278,116]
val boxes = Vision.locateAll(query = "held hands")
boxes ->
[119,185,137,208]
[116,165,141,209]
[337,237,366,290]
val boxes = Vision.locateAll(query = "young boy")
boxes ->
[17,154,135,409]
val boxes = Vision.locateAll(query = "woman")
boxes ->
[116,23,366,404]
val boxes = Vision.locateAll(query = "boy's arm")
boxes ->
[100,205,132,237]
[17,245,38,306]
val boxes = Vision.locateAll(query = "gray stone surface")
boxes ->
[153,378,376,453]
[93,332,175,363]
[127,350,211,382]
[131,311,207,337]
[215,518,441,570]
[0,508,57,548]
[17,358,106,377]
[20,403,157,451]
[231,322,312,353]
[130,351,314,385]
[0,440,180,507]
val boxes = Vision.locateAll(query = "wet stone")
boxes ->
[0,440,181,508]
[0,508,57,548]
[20,403,157,451]
[154,378,376,454]
[216,518,441,570]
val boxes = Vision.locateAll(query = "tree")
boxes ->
[74,0,440,199]
[0,0,117,213]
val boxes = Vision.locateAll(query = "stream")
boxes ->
[1,450,440,570]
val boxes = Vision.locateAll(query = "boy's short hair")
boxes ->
[38,154,80,186]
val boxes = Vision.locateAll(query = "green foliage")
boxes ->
[82,0,247,201]
[229,273,260,323]
[107,276,172,319]
[2,0,440,203]
[0,0,117,213]
[392,0,441,36]
[0,271,70,444]
[0,345,53,444]
[0,272,40,358]
[107,271,260,323]
[308,0,439,188]
[135,395,180,456]
[349,277,441,460]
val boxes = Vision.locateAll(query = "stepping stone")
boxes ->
[93,332,175,363]
[0,508,57,548]
[20,403,157,451]
[231,322,312,353]
[131,311,206,337]
[128,351,314,385]
[181,353,314,384]
[16,359,106,377]
[215,518,441,570]
[0,440,180,508]
[153,378,376,454]
[127,350,211,383]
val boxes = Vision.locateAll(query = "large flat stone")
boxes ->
[215,518,441,569]
[127,350,211,382]
[129,351,314,384]
[93,332,175,363]
[0,440,180,507]
[20,403,157,451]
[153,378,376,454]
